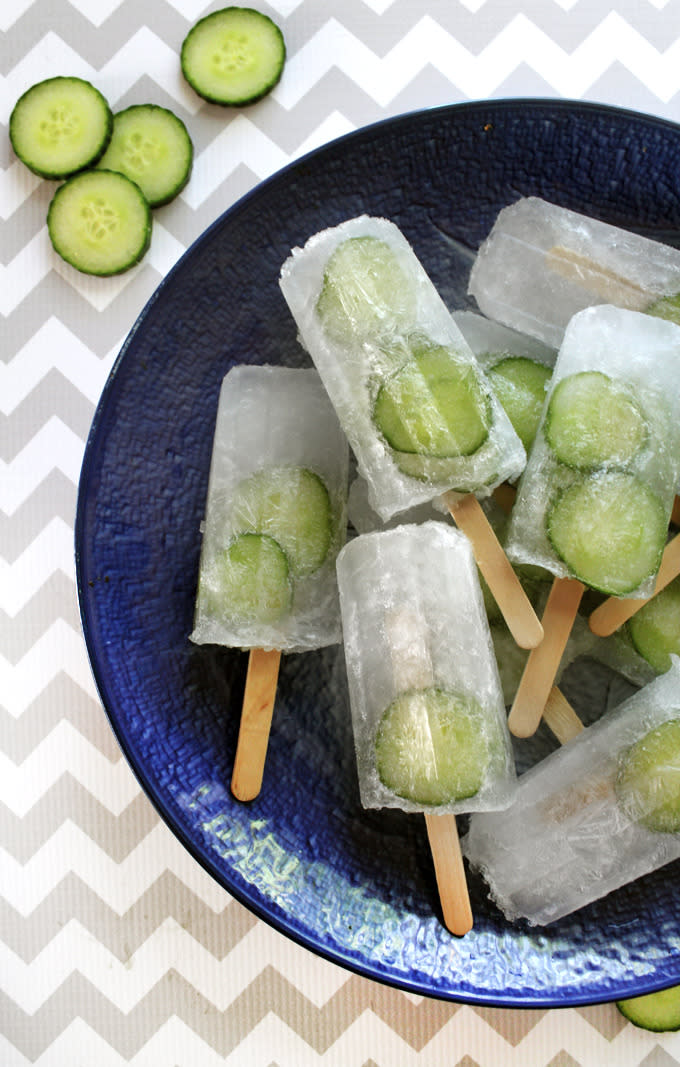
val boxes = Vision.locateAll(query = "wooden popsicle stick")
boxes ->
[544,246,651,310]
[424,813,473,937]
[444,491,544,650]
[589,532,680,637]
[508,576,585,738]
[230,647,282,802]
[542,686,584,745]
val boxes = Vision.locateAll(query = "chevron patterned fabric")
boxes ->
[5,0,680,1063]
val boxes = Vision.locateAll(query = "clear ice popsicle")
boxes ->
[504,304,680,736]
[191,365,349,798]
[469,196,680,349]
[336,521,517,934]
[464,657,680,926]
[280,215,543,649]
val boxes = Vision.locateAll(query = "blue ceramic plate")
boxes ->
[76,100,680,1007]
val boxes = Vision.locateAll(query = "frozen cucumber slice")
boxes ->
[629,576,680,674]
[486,355,552,451]
[96,105,193,207]
[373,344,491,459]
[181,7,285,106]
[316,236,418,343]
[47,170,152,276]
[617,986,680,1031]
[230,466,332,577]
[616,718,680,833]
[646,292,680,326]
[208,533,292,623]
[375,687,490,806]
[546,470,666,595]
[10,76,113,180]
[544,371,648,470]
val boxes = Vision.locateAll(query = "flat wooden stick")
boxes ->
[508,576,585,738]
[230,647,282,802]
[544,246,651,310]
[444,492,543,651]
[542,686,584,745]
[589,532,680,637]
[425,813,473,936]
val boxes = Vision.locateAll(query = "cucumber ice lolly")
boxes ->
[191,365,349,799]
[468,196,680,348]
[464,658,680,926]
[280,215,543,650]
[336,522,517,934]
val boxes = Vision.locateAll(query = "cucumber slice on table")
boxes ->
[375,688,490,806]
[629,577,680,674]
[47,170,152,276]
[546,470,666,596]
[230,466,332,577]
[181,7,285,106]
[96,105,193,207]
[486,355,552,451]
[544,370,648,470]
[316,236,418,343]
[207,533,292,624]
[617,985,680,1031]
[616,719,680,833]
[10,76,113,179]
[373,344,491,459]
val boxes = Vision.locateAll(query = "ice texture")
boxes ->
[279,215,525,521]
[335,522,516,813]
[469,196,680,348]
[504,305,680,596]
[463,658,680,926]
[452,310,557,370]
[190,365,349,653]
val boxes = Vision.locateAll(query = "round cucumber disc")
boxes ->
[616,718,680,833]
[375,688,490,806]
[208,533,292,624]
[486,354,552,451]
[230,466,332,577]
[629,578,680,674]
[617,985,680,1031]
[546,470,666,595]
[544,370,648,470]
[373,344,491,459]
[181,7,285,106]
[316,236,418,343]
[96,104,193,207]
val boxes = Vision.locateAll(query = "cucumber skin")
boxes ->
[181,7,286,107]
[46,170,152,277]
[10,76,113,180]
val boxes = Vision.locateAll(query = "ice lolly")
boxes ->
[464,658,680,926]
[191,365,349,799]
[469,196,680,349]
[504,304,680,737]
[335,521,517,934]
[280,215,543,650]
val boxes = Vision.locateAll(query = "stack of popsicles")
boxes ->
[189,199,680,936]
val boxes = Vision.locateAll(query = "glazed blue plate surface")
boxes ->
[76,99,680,1007]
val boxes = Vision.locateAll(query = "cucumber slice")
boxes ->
[546,470,667,595]
[208,533,292,623]
[646,292,680,326]
[617,986,680,1031]
[629,577,680,674]
[544,371,648,470]
[486,355,551,451]
[181,7,285,106]
[373,344,491,459]
[47,170,152,276]
[616,719,680,833]
[375,688,490,806]
[10,76,113,179]
[96,105,193,207]
[230,466,332,577]
[316,236,417,343]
